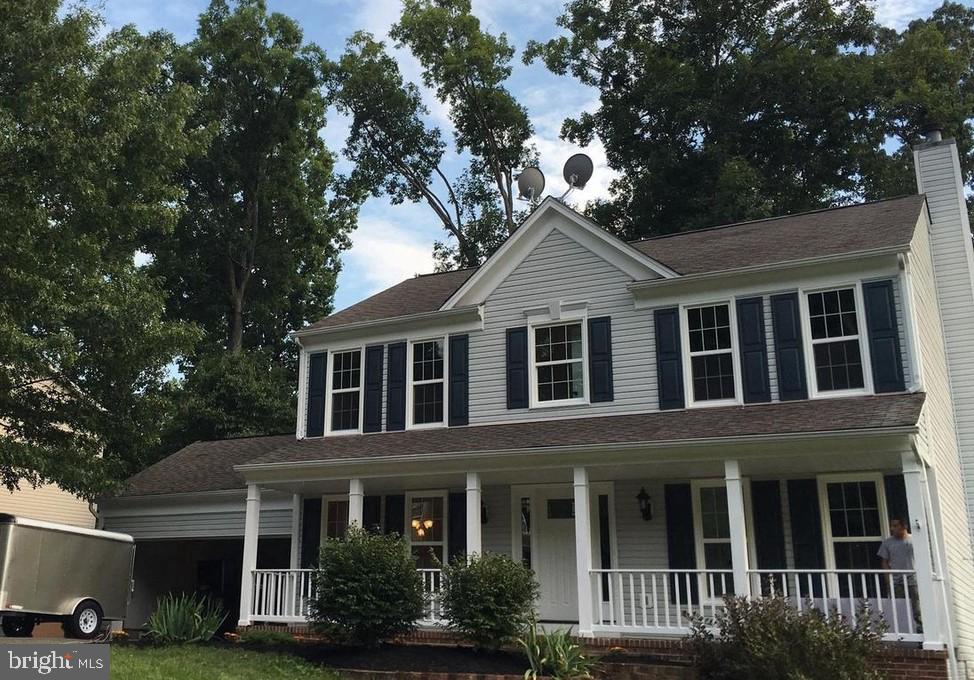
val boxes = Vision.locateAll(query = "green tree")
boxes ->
[525,0,885,239]
[328,0,534,270]
[146,0,357,455]
[864,3,974,218]
[0,0,201,497]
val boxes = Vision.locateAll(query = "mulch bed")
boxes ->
[285,643,527,675]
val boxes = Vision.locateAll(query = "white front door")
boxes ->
[534,487,578,621]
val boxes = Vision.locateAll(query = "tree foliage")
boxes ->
[144,0,357,456]
[0,0,201,497]
[327,0,534,269]
[526,0,974,239]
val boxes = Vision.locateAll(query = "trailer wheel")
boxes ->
[1,616,35,637]
[66,600,103,639]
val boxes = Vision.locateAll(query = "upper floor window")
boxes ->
[330,349,362,432]
[685,303,739,406]
[805,287,868,396]
[410,339,445,426]
[532,322,586,406]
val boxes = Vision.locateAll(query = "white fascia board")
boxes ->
[294,305,483,350]
[235,425,918,485]
[630,249,905,309]
[441,198,678,311]
[97,488,293,517]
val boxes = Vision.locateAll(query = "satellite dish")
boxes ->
[517,166,545,201]
[563,153,594,190]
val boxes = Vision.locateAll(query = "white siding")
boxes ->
[0,483,95,528]
[907,210,974,665]
[469,228,659,422]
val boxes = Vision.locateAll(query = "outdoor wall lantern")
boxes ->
[636,487,653,521]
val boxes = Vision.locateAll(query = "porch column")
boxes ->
[238,483,261,627]
[724,460,751,597]
[573,467,595,636]
[289,493,301,569]
[466,472,482,558]
[902,451,945,650]
[348,478,364,527]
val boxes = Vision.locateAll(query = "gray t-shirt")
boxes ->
[878,535,914,570]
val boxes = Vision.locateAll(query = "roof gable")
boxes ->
[441,198,677,310]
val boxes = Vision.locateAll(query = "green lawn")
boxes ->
[111,645,342,680]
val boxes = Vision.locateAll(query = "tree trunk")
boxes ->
[229,288,244,353]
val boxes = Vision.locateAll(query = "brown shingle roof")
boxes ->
[118,434,295,497]
[308,268,476,330]
[245,393,924,467]
[307,196,924,331]
[630,195,925,275]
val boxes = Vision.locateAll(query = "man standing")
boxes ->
[878,517,919,632]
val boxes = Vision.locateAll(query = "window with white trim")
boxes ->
[822,478,885,570]
[806,288,866,393]
[686,303,737,404]
[533,322,585,404]
[408,494,446,569]
[693,484,734,597]
[330,349,362,431]
[411,339,445,426]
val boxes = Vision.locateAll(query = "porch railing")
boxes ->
[747,569,922,642]
[249,568,445,626]
[252,569,315,623]
[591,569,733,634]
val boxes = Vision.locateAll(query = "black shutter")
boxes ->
[787,479,826,596]
[300,497,322,568]
[588,316,614,403]
[448,334,469,426]
[864,280,906,393]
[598,494,612,601]
[363,345,384,433]
[664,483,698,604]
[305,352,327,437]
[386,342,407,431]
[363,495,382,533]
[736,298,772,403]
[884,474,910,526]
[771,293,808,400]
[506,327,529,409]
[655,308,685,410]
[751,481,786,569]
[448,492,467,563]
[384,494,405,537]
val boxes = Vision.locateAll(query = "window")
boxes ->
[820,476,887,596]
[329,349,361,432]
[532,322,586,405]
[693,484,734,597]
[685,304,738,404]
[410,339,445,426]
[806,288,867,394]
[321,499,349,540]
[408,495,446,569]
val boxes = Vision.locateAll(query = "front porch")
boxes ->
[236,438,948,650]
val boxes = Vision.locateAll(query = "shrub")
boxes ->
[239,628,296,646]
[520,622,596,680]
[688,595,886,680]
[308,526,424,646]
[145,593,226,645]
[441,553,539,649]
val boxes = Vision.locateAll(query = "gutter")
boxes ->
[290,304,481,342]
[234,424,920,474]
[628,244,910,293]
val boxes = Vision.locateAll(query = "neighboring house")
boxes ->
[0,381,96,529]
[101,132,974,678]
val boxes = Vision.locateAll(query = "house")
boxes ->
[100,132,974,678]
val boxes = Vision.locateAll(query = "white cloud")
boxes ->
[873,0,939,29]
[340,215,437,302]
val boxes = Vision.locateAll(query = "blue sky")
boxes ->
[101,0,951,314]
